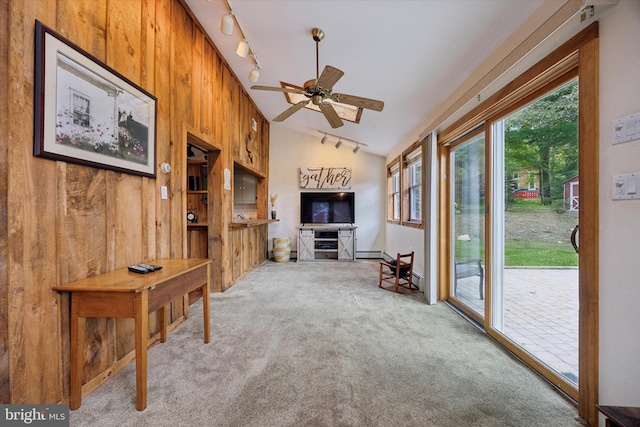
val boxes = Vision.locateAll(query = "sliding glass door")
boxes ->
[440,25,599,422]
[491,79,580,386]
[446,78,580,392]
[450,131,485,319]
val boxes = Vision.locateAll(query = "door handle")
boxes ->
[570,225,579,254]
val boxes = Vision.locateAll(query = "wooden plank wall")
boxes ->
[0,0,9,405]
[1,0,270,404]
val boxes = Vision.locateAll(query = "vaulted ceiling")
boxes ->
[185,0,545,156]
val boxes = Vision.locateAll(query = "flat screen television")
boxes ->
[300,192,355,224]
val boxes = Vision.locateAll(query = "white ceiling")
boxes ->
[184,0,545,156]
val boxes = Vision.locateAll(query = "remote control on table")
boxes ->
[128,265,152,274]
[138,263,162,271]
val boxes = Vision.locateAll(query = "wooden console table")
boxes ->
[53,258,211,411]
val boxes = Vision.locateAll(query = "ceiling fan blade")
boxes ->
[331,93,384,112]
[318,102,344,128]
[273,100,309,122]
[316,65,344,91]
[251,85,305,95]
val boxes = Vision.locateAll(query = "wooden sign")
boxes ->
[299,167,352,189]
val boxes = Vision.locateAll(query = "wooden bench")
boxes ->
[454,259,484,300]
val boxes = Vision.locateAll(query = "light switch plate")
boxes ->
[160,185,168,200]
[613,112,640,145]
[612,173,640,200]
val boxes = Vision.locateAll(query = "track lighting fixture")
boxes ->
[249,66,260,83]
[187,144,195,158]
[221,0,261,82]
[317,130,367,154]
[236,39,249,58]
[220,12,234,36]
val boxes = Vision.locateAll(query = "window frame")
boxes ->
[401,140,424,228]
[386,157,401,224]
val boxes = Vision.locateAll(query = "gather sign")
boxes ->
[299,167,352,189]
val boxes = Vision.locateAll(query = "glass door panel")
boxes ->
[491,79,579,385]
[450,133,486,317]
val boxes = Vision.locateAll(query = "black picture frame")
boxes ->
[34,20,157,178]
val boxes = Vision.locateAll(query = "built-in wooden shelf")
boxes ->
[229,219,279,229]
[187,223,208,228]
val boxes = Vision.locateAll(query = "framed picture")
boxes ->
[34,21,157,178]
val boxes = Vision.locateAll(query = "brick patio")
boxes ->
[455,268,579,384]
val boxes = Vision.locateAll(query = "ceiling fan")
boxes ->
[251,28,384,129]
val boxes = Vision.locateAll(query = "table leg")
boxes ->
[159,305,167,343]
[134,290,149,411]
[202,268,210,344]
[69,293,85,410]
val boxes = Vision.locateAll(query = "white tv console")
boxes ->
[297,226,356,261]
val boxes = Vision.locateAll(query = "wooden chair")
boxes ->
[379,252,417,293]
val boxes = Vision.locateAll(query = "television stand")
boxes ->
[297,226,356,261]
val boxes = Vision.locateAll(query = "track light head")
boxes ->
[321,135,328,144]
[236,39,249,58]
[249,67,260,83]
[353,145,360,154]
[335,139,343,149]
[221,13,234,36]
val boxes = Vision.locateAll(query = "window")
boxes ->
[386,158,400,223]
[402,142,423,226]
[72,91,90,128]
[387,140,424,227]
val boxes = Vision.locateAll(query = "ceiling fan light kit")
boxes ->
[251,28,384,129]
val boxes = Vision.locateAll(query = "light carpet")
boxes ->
[69,260,580,427]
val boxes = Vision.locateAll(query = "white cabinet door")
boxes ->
[338,228,355,260]
[298,229,315,261]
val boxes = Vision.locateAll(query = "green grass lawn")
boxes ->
[505,239,577,267]
[508,198,551,210]
[455,199,578,267]
[456,240,577,267]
